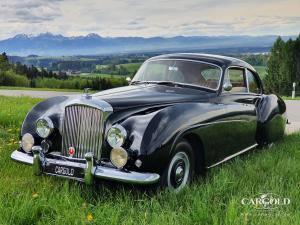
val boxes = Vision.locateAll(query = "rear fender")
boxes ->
[256,94,287,144]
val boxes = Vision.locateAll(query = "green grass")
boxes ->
[0,96,299,225]
[0,86,80,92]
[282,96,300,100]
[118,63,142,73]
[254,66,267,79]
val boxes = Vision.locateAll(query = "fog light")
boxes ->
[21,133,34,153]
[110,147,128,169]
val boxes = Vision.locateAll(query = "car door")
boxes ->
[217,66,261,160]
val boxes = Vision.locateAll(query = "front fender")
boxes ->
[121,102,226,172]
[21,96,72,136]
[20,95,76,151]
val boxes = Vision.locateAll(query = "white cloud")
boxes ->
[0,0,299,39]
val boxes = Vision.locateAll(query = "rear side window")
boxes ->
[228,68,247,92]
[201,68,220,89]
[247,69,260,94]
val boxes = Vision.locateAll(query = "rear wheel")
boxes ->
[161,140,195,192]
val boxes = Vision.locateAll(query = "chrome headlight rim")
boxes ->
[110,147,128,169]
[21,133,34,153]
[106,124,127,148]
[36,117,54,138]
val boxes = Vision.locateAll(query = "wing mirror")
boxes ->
[126,77,132,84]
[223,82,232,91]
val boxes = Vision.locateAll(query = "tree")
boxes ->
[0,52,10,71]
[264,34,300,95]
[280,39,296,94]
[264,37,285,94]
[1,52,8,62]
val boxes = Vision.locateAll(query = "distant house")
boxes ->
[66,69,81,75]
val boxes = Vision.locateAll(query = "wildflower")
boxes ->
[87,213,93,222]
[82,202,87,209]
[32,192,39,199]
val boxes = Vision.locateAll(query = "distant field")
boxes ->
[119,63,142,73]
[78,73,126,78]
[0,86,80,92]
[282,96,300,100]
[254,66,267,79]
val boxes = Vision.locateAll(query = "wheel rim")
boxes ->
[167,151,190,191]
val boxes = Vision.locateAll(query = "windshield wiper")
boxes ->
[154,81,179,87]
[130,80,148,85]
[131,80,180,87]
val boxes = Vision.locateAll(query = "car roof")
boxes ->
[148,53,256,72]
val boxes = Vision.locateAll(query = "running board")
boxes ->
[207,143,258,169]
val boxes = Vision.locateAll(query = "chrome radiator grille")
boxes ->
[61,105,104,159]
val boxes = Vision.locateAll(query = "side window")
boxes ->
[201,68,221,89]
[228,68,247,92]
[247,69,260,94]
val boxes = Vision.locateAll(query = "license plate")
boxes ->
[44,162,85,180]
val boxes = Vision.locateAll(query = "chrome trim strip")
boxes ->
[46,158,86,169]
[66,97,113,112]
[207,143,258,168]
[10,150,160,184]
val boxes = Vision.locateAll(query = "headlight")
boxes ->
[106,124,127,148]
[36,117,54,138]
[110,147,128,168]
[21,133,34,153]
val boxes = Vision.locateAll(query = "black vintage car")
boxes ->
[11,54,286,191]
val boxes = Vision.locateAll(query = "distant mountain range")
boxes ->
[0,32,296,56]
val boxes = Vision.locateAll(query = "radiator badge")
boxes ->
[68,147,75,157]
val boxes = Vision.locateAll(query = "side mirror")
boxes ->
[223,82,232,92]
[126,77,132,84]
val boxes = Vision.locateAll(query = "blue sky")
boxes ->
[0,0,299,39]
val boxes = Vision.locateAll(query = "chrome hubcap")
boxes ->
[175,165,184,183]
[167,151,190,192]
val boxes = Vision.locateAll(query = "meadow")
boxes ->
[254,66,267,79]
[0,96,299,225]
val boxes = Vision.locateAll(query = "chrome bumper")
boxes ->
[11,150,160,185]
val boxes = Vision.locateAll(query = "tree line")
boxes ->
[0,52,127,90]
[264,35,300,95]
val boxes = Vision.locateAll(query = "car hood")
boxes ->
[92,84,214,111]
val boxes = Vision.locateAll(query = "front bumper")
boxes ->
[11,149,160,185]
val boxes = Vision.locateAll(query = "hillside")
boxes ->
[0,33,296,56]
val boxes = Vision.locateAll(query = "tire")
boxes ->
[160,140,195,192]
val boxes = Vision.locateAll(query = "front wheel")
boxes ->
[161,140,195,192]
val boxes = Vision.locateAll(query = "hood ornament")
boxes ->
[83,88,92,99]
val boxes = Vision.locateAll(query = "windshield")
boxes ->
[132,59,222,90]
